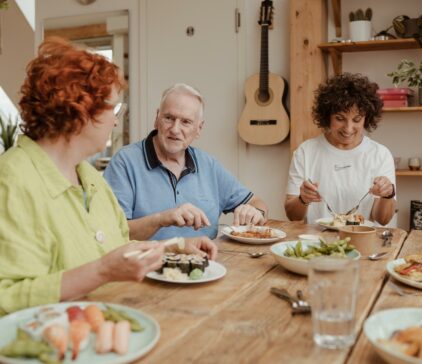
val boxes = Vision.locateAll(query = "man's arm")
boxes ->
[128,204,211,241]
[232,195,269,226]
[247,195,269,220]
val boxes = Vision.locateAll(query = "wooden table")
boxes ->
[87,220,410,364]
[348,229,422,364]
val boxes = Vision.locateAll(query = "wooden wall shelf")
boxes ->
[318,38,422,74]
[396,169,422,176]
[383,106,422,112]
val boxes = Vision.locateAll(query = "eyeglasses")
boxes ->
[113,102,127,119]
[105,100,127,119]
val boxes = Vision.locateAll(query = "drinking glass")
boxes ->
[308,257,360,349]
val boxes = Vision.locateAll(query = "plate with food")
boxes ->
[0,301,160,364]
[316,214,375,231]
[364,308,422,364]
[387,255,422,290]
[146,253,226,284]
[221,225,286,244]
[271,238,360,275]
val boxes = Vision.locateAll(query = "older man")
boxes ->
[104,83,268,240]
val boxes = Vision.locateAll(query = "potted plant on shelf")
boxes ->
[0,114,18,154]
[387,60,422,105]
[349,8,373,42]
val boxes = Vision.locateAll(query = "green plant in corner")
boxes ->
[387,60,422,88]
[0,114,18,152]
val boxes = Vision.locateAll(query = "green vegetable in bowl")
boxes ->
[283,237,355,260]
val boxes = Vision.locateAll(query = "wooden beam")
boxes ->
[331,0,341,37]
[290,0,327,152]
[44,23,108,41]
[329,48,342,74]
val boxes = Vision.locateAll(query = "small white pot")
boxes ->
[349,20,372,41]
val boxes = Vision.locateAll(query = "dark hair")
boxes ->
[19,37,126,140]
[312,73,383,132]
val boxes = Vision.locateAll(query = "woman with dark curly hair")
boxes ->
[284,73,396,225]
[0,37,216,315]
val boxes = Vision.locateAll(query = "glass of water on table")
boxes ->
[308,257,359,349]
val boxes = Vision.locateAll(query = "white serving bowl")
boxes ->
[364,308,422,364]
[270,240,360,276]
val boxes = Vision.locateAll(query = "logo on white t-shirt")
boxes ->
[334,164,351,171]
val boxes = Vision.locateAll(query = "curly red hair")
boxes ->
[19,37,126,140]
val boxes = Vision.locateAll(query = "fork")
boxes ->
[388,281,418,296]
[307,179,337,217]
[344,190,371,215]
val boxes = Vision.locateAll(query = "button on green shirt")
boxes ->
[0,135,129,315]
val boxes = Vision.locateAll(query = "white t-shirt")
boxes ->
[286,134,396,224]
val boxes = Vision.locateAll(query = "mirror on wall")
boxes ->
[43,10,129,170]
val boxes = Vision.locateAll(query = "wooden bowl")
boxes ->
[338,225,378,255]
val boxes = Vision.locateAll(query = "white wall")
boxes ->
[335,0,422,230]
[0,0,34,107]
[8,0,419,229]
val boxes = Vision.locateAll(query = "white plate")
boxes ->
[270,240,361,275]
[316,217,375,231]
[0,302,160,364]
[146,260,226,284]
[221,226,286,244]
[298,234,321,241]
[364,308,422,364]
[386,259,422,290]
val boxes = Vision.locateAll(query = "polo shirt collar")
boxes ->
[144,130,197,173]
[17,135,97,199]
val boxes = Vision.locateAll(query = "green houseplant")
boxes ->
[387,60,422,105]
[0,114,18,152]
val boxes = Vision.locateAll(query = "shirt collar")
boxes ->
[17,135,97,199]
[144,129,197,173]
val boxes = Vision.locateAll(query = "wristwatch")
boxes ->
[382,184,396,199]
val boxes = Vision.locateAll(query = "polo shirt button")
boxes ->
[95,230,105,243]
[176,191,179,195]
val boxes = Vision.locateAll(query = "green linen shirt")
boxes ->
[0,135,129,315]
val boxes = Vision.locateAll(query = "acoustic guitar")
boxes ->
[238,0,290,145]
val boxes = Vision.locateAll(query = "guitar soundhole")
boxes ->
[254,88,273,106]
[258,91,270,103]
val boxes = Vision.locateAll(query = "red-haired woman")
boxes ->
[0,37,216,315]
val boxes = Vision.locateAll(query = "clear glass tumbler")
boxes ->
[308,257,360,349]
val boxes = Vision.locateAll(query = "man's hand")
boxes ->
[158,203,211,230]
[299,180,321,205]
[233,204,265,226]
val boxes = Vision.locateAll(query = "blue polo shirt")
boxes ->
[104,130,253,239]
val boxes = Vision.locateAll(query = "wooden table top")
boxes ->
[87,220,410,364]
[348,229,422,364]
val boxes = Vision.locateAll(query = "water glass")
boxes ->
[308,257,359,349]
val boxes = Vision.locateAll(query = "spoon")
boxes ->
[219,249,266,258]
[366,252,388,261]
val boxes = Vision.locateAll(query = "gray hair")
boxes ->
[159,83,205,120]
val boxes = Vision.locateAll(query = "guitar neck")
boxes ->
[259,25,269,95]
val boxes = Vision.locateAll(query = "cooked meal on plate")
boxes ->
[156,253,209,281]
[378,325,422,359]
[230,227,274,239]
[330,213,365,227]
[394,255,422,282]
[283,237,355,260]
[0,304,142,363]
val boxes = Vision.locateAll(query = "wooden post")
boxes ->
[290,0,327,152]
